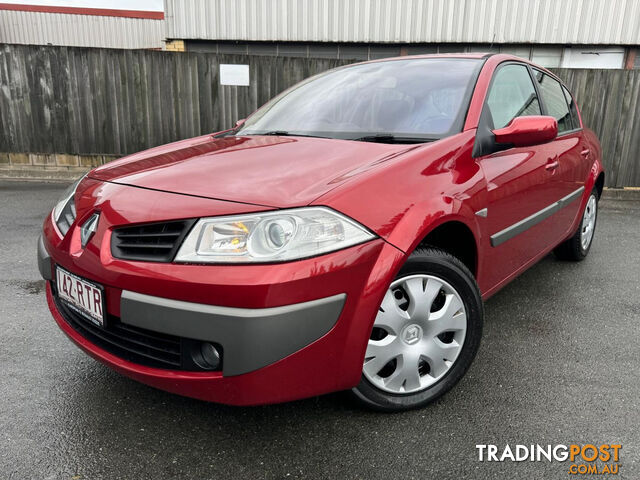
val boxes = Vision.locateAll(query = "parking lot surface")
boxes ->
[1,181,638,480]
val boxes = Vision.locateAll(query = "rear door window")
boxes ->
[533,70,573,134]
[485,64,542,129]
[562,85,581,130]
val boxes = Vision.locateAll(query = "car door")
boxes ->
[475,63,570,292]
[531,69,591,237]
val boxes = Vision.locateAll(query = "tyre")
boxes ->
[553,189,598,262]
[351,247,483,412]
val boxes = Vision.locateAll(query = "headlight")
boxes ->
[175,207,376,263]
[52,174,85,236]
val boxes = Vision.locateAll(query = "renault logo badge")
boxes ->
[402,324,423,345]
[80,213,100,248]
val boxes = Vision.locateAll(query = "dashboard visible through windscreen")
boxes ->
[236,58,483,143]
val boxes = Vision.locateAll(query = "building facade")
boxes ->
[1,0,639,68]
[0,3,165,49]
[165,0,639,69]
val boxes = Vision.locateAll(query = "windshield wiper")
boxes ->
[351,134,435,144]
[252,131,328,138]
[260,130,292,136]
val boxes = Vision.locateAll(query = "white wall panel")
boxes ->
[562,47,625,69]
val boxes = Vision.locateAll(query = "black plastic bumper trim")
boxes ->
[120,290,346,376]
[490,186,585,247]
[37,235,52,281]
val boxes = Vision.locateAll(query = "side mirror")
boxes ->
[492,116,558,147]
[235,118,246,128]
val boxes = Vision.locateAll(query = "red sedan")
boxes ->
[39,54,603,411]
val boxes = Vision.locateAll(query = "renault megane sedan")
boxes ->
[38,54,603,411]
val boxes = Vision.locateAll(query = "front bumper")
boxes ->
[120,289,345,376]
[39,181,406,405]
[37,234,53,281]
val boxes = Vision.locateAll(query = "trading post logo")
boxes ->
[476,444,622,475]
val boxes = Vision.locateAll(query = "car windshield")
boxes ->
[236,58,482,143]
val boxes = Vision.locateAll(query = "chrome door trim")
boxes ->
[490,186,585,247]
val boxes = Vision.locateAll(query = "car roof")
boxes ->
[360,52,534,64]
[351,53,563,86]
[359,53,490,64]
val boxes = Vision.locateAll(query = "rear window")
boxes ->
[562,85,581,130]
[533,70,573,134]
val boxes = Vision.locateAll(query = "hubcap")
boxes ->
[581,194,597,250]
[363,274,467,394]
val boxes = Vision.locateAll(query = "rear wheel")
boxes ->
[351,247,483,411]
[554,190,598,261]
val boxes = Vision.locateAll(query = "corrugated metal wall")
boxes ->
[166,0,640,45]
[0,10,164,49]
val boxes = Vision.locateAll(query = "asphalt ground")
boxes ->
[1,181,638,480]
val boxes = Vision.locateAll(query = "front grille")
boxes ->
[54,291,183,369]
[111,219,196,262]
[52,282,222,371]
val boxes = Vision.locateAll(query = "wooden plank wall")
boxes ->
[0,44,348,156]
[1,44,638,186]
[553,68,640,188]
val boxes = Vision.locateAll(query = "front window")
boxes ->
[485,64,542,129]
[236,58,482,143]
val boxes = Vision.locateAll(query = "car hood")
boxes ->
[89,134,417,208]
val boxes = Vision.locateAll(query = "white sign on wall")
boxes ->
[562,48,625,69]
[220,64,250,86]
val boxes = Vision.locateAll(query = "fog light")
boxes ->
[195,342,221,370]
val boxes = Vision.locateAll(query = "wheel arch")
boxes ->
[594,171,605,198]
[412,218,479,278]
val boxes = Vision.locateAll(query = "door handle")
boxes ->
[545,158,559,171]
[580,148,591,158]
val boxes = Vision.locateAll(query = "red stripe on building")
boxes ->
[0,3,164,19]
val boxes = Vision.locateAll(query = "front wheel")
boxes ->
[351,247,483,411]
[554,189,598,261]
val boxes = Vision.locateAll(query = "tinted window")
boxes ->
[562,85,581,130]
[485,64,542,129]
[237,58,481,141]
[533,70,572,133]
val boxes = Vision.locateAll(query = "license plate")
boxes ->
[56,266,105,326]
